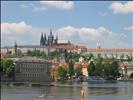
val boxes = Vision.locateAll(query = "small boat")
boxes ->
[39,94,47,98]
[117,77,129,81]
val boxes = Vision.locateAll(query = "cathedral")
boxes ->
[40,29,71,46]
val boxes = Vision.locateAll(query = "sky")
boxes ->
[1,1,133,48]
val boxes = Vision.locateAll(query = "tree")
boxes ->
[6,64,15,78]
[26,50,32,56]
[36,50,41,57]
[75,65,82,77]
[68,60,74,78]
[88,61,95,76]
[58,66,67,80]
[88,53,94,60]
[3,59,15,78]
[95,61,104,76]
[97,53,103,61]
[41,51,47,58]
[51,49,60,59]
[111,61,119,78]
[68,52,81,61]
[51,67,59,80]
[103,61,119,79]
[0,59,4,74]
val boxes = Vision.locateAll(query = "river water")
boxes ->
[1,82,133,100]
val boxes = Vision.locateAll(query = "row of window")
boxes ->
[22,73,47,77]
[20,68,48,72]
[18,63,50,68]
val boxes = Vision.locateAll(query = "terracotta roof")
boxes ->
[48,45,87,50]
[88,48,133,52]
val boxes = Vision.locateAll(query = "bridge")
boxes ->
[127,67,133,77]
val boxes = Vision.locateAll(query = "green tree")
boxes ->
[51,49,59,59]
[35,50,41,57]
[0,59,4,74]
[68,52,81,61]
[111,61,119,78]
[75,65,82,77]
[103,62,111,77]
[6,64,15,78]
[26,50,32,56]
[68,60,74,78]
[95,61,104,76]
[88,61,95,76]
[3,59,15,77]
[58,66,67,80]
[41,51,47,58]
[88,53,94,60]
[32,49,36,56]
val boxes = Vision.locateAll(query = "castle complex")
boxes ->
[40,29,70,46]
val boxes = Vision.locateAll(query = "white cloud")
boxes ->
[57,26,130,47]
[32,6,47,12]
[1,21,32,35]
[1,22,131,48]
[124,25,133,31]
[1,22,49,46]
[40,1,74,10]
[58,26,108,41]
[109,1,133,14]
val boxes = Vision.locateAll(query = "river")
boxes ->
[1,81,133,100]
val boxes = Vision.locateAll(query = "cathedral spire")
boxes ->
[40,33,43,46]
[43,33,46,45]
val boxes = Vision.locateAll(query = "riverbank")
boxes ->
[1,80,133,88]
[1,81,54,87]
[1,81,133,100]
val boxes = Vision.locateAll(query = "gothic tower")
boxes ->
[40,33,43,46]
[48,28,54,46]
[43,33,46,45]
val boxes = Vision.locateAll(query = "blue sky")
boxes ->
[1,1,133,48]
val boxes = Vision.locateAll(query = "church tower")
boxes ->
[48,28,54,46]
[40,33,43,46]
[96,42,101,49]
[43,33,46,45]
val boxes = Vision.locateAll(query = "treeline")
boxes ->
[88,61,120,79]
[26,50,47,57]
[25,49,81,61]
[51,60,82,81]
[51,60,120,81]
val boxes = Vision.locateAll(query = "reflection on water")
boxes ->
[1,82,133,100]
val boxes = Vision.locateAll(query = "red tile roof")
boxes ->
[47,45,87,51]
[88,48,133,52]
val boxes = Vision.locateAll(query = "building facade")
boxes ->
[83,48,133,59]
[13,58,52,82]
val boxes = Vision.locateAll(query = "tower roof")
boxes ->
[40,33,44,45]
